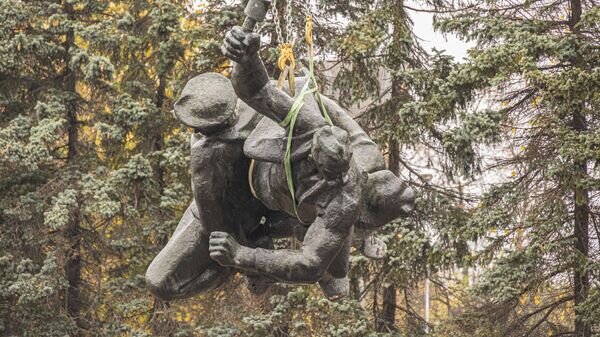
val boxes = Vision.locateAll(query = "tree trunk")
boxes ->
[63,1,82,333]
[350,274,361,300]
[376,138,400,333]
[148,30,171,334]
[379,281,397,332]
[573,165,590,337]
[569,1,591,336]
[572,110,591,337]
[152,73,167,192]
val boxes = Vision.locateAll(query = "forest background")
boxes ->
[1,0,599,336]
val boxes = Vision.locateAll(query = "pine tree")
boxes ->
[0,0,114,335]
[428,0,600,335]
[0,0,202,335]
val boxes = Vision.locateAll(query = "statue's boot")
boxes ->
[319,273,349,301]
[360,235,387,260]
[317,234,352,300]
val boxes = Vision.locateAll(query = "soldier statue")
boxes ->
[145,25,416,301]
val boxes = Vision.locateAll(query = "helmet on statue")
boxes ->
[174,72,238,134]
[360,170,416,231]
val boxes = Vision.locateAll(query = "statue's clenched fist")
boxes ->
[221,26,261,64]
[209,231,243,266]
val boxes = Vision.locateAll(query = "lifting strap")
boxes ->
[248,12,333,223]
[278,14,332,222]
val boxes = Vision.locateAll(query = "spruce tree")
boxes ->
[0,0,114,335]
[0,0,201,335]
[427,0,600,335]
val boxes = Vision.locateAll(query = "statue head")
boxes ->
[360,170,416,230]
[174,72,238,135]
[311,126,352,181]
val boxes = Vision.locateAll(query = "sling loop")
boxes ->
[278,13,333,222]
[248,4,334,222]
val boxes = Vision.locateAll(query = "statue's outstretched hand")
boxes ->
[221,26,260,64]
[209,231,244,267]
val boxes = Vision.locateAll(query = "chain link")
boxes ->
[271,0,296,45]
[284,0,294,43]
[271,0,283,45]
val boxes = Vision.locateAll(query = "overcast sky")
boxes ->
[408,8,472,61]
[194,0,473,61]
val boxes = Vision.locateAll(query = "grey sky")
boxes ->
[193,0,472,61]
[408,8,472,61]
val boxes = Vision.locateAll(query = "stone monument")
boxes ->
[145,18,416,301]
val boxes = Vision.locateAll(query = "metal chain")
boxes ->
[256,17,269,34]
[271,0,284,45]
[284,0,294,43]
[271,0,295,44]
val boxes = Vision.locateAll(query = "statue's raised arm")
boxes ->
[222,26,327,136]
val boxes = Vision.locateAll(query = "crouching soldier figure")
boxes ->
[145,73,269,300]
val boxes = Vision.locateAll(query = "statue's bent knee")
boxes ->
[145,263,179,301]
[298,258,327,283]
[145,260,229,301]
[145,204,232,300]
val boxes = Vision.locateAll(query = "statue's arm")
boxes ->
[223,27,325,134]
[221,26,290,123]
[190,137,226,230]
[209,193,357,283]
[320,96,386,173]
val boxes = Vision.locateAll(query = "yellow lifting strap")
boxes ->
[248,159,258,199]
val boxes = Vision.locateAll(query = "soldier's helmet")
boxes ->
[360,170,416,231]
[173,72,238,134]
